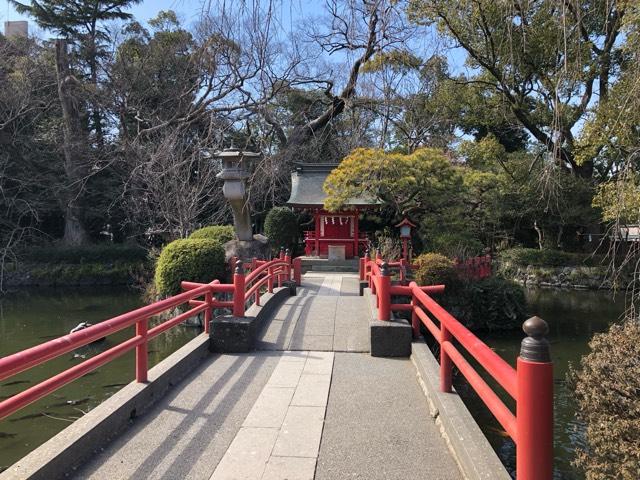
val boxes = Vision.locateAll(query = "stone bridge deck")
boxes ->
[73,273,464,480]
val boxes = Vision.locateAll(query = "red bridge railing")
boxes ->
[454,254,492,280]
[359,254,492,284]
[362,255,553,480]
[0,253,302,422]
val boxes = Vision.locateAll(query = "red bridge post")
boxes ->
[293,257,302,286]
[285,249,292,281]
[135,316,148,382]
[517,316,553,480]
[267,265,274,293]
[377,262,391,321]
[233,260,246,317]
[204,291,213,334]
[410,282,420,338]
[440,324,453,393]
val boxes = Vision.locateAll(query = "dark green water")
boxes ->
[0,287,200,471]
[459,288,625,480]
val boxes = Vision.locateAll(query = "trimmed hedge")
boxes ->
[264,207,298,253]
[498,247,600,268]
[154,239,225,297]
[20,243,148,264]
[189,225,235,244]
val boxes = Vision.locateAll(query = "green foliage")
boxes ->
[324,147,461,214]
[189,225,235,244]
[264,207,298,253]
[21,243,149,264]
[592,174,640,224]
[429,232,484,258]
[462,277,526,331]
[154,239,225,297]
[362,49,422,73]
[407,0,628,177]
[10,1,141,40]
[26,262,142,286]
[458,134,507,172]
[413,253,459,287]
[570,320,640,479]
[498,248,600,268]
[412,253,526,331]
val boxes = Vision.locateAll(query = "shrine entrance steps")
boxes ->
[299,257,360,273]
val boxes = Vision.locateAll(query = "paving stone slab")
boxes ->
[272,406,326,458]
[261,456,316,480]
[209,427,278,480]
[291,374,331,407]
[266,360,305,387]
[242,386,295,428]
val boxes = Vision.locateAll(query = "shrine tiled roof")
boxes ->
[286,163,380,208]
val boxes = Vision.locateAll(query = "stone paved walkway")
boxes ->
[211,351,333,480]
[73,273,463,480]
[257,274,369,352]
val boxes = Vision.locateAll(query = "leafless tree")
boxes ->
[122,129,229,239]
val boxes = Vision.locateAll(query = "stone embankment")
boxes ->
[499,263,624,290]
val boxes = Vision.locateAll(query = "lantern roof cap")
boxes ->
[213,149,261,159]
[395,217,416,228]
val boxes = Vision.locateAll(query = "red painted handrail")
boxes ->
[0,256,302,422]
[364,255,553,480]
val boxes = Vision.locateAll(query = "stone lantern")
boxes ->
[395,217,416,261]
[214,148,270,260]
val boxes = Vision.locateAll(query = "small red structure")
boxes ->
[286,164,379,259]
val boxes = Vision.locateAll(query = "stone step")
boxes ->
[309,265,359,272]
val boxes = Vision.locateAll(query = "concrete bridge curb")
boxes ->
[411,341,512,480]
[0,288,293,480]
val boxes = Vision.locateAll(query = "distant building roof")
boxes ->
[4,21,28,38]
[286,163,380,209]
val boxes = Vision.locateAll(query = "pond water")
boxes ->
[458,288,626,480]
[0,287,201,472]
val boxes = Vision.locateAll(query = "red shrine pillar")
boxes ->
[314,210,320,257]
[353,210,359,258]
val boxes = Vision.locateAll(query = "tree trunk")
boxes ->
[55,39,89,246]
[534,220,544,250]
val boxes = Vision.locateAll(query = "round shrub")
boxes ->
[154,239,225,297]
[413,253,460,288]
[189,225,235,244]
[264,207,298,253]
[571,319,640,479]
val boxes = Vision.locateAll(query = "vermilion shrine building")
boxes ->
[286,163,379,259]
